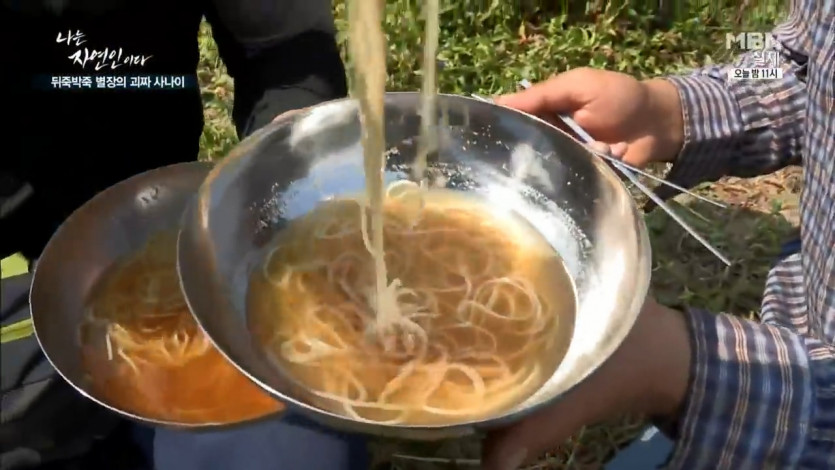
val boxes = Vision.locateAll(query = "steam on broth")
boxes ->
[81,231,281,424]
[246,0,577,424]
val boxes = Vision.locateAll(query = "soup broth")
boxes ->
[247,189,575,425]
[80,231,281,424]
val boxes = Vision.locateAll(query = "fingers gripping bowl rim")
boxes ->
[178,92,652,440]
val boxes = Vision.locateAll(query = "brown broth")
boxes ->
[247,191,576,425]
[80,231,282,424]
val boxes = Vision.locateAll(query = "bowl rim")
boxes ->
[180,92,652,435]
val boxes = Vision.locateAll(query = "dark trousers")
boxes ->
[135,414,369,470]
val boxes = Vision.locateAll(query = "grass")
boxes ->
[3,0,799,468]
[197,0,785,160]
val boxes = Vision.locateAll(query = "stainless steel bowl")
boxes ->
[178,92,651,440]
[30,161,282,429]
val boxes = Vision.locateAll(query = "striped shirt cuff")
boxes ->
[665,308,835,468]
[657,61,805,202]
[656,75,745,198]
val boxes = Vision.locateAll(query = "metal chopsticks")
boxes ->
[470,86,731,266]
[470,93,724,209]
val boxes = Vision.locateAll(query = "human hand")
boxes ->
[495,68,684,168]
[482,299,692,470]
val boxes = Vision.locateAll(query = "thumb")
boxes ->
[482,402,588,470]
[494,74,584,116]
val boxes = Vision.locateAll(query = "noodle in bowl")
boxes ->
[80,230,281,425]
[247,185,576,425]
[179,93,652,440]
[30,162,282,429]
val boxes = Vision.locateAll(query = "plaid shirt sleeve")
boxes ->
[659,2,835,467]
[665,309,835,468]
[656,4,810,199]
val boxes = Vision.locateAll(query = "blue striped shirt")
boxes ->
[659,1,835,468]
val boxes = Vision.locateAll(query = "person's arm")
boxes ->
[652,0,812,199]
[661,306,834,468]
[204,0,348,138]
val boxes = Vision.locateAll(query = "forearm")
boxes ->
[647,5,810,196]
[659,55,805,191]
[663,308,834,468]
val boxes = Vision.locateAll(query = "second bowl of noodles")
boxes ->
[30,162,283,429]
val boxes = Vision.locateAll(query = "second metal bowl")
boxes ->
[30,162,283,429]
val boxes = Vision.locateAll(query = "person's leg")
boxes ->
[1,273,145,470]
[152,414,369,470]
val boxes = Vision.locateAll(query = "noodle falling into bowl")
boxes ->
[80,231,282,425]
[246,0,577,426]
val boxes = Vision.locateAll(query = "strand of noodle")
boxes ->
[326,252,373,308]
[385,180,422,200]
[377,360,417,404]
[280,336,345,363]
[500,278,542,323]
[117,348,141,374]
[472,278,543,323]
[417,364,487,416]
[109,323,207,366]
[452,352,511,378]
[413,248,478,283]
[415,0,439,180]
[374,347,449,407]
[504,337,551,362]
[344,373,369,402]
[311,389,411,415]
[263,246,326,286]
[470,300,544,336]
[326,251,367,284]
[310,304,358,331]
[347,0,395,328]
[453,250,490,280]
[408,345,457,402]
[381,306,429,357]
[415,361,451,404]
[488,362,542,396]
[478,277,540,310]
[358,202,374,256]
[459,300,547,337]
[421,363,539,417]
[105,333,114,361]
[309,310,354,350]
[385,181,425,228]
[419,245,494,282]
[438,322,498,352]
[388,227,460,237]
[314,218,360,239]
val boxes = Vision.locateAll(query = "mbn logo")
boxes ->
[725,32,775,50]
